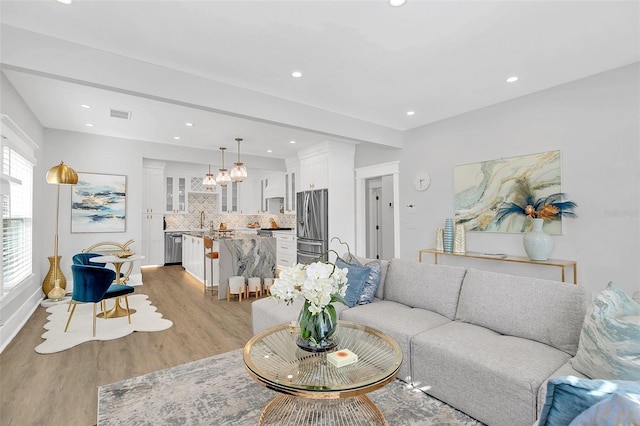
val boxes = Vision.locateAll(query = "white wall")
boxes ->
[0,72,45,352]
[377,63,639,299]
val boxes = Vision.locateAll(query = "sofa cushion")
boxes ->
[456,268,586,355]
[570,281,640,380]
[335,258,371,307]
[383,259,466,320]
[340,300,451,381]
[538,375,640,426]
[411,321,573,426]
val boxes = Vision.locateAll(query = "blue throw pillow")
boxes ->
[335,258,371,308]
[349,257,382,304]
[569,393,640,425]
[538,375,640,426]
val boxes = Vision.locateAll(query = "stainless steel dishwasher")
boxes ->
[164,232,183,265]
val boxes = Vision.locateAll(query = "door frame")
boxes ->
[354,161,400,258]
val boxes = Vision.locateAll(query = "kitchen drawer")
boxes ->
[277,253,296,268]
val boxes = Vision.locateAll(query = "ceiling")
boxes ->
[1,0,638,161]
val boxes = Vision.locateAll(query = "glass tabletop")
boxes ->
[244,320,402,399]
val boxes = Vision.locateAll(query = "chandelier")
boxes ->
[215,147,231,187]
[230,137,248,182]
[202,164,216,190]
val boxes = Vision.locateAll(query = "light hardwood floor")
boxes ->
[0,265,258,426]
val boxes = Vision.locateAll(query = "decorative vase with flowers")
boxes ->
[496,178,577,261]
[270,259,349,352]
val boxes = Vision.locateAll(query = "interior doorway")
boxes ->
[366,177,394,259]
[355,161,399,260]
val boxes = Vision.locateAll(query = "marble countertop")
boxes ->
[182,230,272,240]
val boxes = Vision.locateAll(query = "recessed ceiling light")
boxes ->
[406,111,415,116]
[291,71,303,78]
[506,76,519,83]
[290,140,296,144]
[185,122,194,127]
[85,123,93,127]
[389,0,407,7]
[173,136,180,140]
[80,104,91,109]
[57,0,72,4]
[267,149,273,153]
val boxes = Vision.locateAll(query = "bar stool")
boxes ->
[246,277,262,299]
[263,277,274,295]
[228,276,245,302]
[203,237,219,295]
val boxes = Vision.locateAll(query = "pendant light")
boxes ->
[230,137,248,182]
[215,147,231,187]
[202,164,216,190]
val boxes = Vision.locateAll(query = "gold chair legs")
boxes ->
[64,297,132,337]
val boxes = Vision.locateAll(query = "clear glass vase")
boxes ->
[296,300,338,352]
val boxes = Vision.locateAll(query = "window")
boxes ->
[1,116,36,297]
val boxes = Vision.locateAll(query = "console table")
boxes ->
[418,249,577,284]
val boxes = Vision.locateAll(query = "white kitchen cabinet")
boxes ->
[219,181,239,213]
[182,234,218,286]
[165,175,188,213]
[238,177,255,214]
[298,155,328,190]
[284,158,299,214]
[263,171,285,198]
[141,166,165,266]
[274,231,297,268]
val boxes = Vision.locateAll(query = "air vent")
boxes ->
[110,109,132,120]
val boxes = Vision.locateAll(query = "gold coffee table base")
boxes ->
[259,394,387,426]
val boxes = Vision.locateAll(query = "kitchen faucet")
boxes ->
[200,211,205,229]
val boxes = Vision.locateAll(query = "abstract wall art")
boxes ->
[71,173,126,233]
[454,150,563,234]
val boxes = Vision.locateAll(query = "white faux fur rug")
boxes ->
[35,294,173,354]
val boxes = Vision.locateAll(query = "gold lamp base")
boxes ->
[42,256,66,298]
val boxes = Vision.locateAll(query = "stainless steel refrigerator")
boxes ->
[297,189,328,264]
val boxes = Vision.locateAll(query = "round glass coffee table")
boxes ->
[243,320,402,425]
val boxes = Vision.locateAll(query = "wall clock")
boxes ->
[412,171,431,191]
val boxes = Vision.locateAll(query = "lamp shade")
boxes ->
[46,161,78,185]
[203,165,217,190]
[216,169,231,186]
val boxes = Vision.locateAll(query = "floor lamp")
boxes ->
[43,161,78,299]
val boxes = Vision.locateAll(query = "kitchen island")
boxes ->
[182,231,276,299]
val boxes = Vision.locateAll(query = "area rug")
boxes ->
[98,349,483,425]
[35,294,173,354]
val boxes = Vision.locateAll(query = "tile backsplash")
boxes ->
[164,193,296,230]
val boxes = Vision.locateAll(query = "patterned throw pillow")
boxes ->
[349,257,382,305]
[335,258,371,308]
[569,393,640,426]
[571,282,640,380]
[538,375,640,426]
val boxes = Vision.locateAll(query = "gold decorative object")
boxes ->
[114,251,134,259]
[43,161,78,298]
[453,224,466,254]
[47,278,66,301]
[435,227,444,252]
[43,256,66,297]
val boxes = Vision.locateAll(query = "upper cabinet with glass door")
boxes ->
[284,158,299,214]
[165,175,188,214]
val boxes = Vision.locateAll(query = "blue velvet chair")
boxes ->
[72,252,125,279]
[65,265,135,337]
[72,252,107,267]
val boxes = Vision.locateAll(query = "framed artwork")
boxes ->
[454,150,563,234]
[71,172,126,233]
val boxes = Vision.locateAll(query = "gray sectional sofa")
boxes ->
[251,257,588,426]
